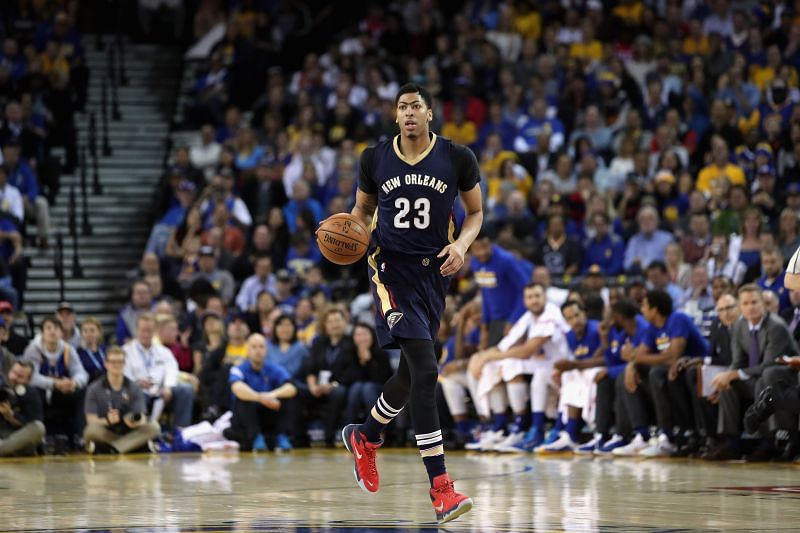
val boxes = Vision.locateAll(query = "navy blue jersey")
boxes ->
[358,133,480,257]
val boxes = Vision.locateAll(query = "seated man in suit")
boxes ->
[704,284,798,461]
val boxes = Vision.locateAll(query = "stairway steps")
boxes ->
[23,36,181,332]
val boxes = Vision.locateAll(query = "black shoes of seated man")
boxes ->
[744,386,777,435]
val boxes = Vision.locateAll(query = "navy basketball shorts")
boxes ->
[367,246,451,349]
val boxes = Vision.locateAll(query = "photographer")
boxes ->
[0,361,45,456]
[83,346,160,454]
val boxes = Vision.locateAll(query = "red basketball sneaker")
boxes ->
[342,424,382,493]
[430,473,473,524]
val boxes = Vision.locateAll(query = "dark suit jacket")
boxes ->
[302,335,360,386]
[707,318,733,367]
[780,306,800,345]
[729,312,798,378]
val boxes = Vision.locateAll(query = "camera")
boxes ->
[129,412,144,423]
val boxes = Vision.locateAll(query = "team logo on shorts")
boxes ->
[422,258,430,266]
[387,311,404,329]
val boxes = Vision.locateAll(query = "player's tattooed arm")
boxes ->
[351,189,378,230]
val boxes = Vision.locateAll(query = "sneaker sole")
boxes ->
[437,498,473,524]
[341,426,377,495]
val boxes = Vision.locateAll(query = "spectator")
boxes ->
[76,318,106,383]
[582,211,624,276]
[297,307,358,447]
[696,136,746,194]
[115,280,154,345]
[201,311,251,417]
[146,180,197,258]
[0,300,28,356]
[665,242,692,291]
[706,233,747,286]
[224,333,297,452]
[345,323,391,425]
[0,165,24,230]
[55,301,80,349]
[236,256,276,312]
[184,246,235,305]
[645,261,685,306]
[155,314,193,374]
[267,314,309,380]
[83,346,161,454]
[190,124,222,180]
[535,214,582,277]
[680,212,712,266]
[0,360,45,457]
[23,316,88,450]
[758,247,791,313]
[123,314,195,428]
[623,206,674,273]
[3,142,49,248]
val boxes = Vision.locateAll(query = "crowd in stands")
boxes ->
[4,0,800,459]
[0,4,87,312]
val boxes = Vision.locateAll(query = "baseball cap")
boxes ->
[0,301,13,313]
[276,269,292,282]
[755,142,774,158]
[198,245,215,257]
[57,301,75,313]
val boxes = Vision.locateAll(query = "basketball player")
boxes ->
[338,84,482,524]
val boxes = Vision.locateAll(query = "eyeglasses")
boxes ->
[717,305,737,313]
[106,359,125,365]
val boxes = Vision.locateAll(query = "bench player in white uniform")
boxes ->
[467,283,570,452]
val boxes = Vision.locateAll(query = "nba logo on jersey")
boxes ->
[387,311,404,329]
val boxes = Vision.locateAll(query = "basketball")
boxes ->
[316,213,370,265]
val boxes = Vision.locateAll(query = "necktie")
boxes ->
[790,309,800,333]
[748,329,760,368]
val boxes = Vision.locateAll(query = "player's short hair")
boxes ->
[644,289,673,317]
[395,83,432,108]
[611,298,639,319]
[561,299,584,313]
[737,283,763,298]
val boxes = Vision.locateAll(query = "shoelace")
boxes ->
[433,479,455,496]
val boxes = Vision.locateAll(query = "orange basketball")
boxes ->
[316,213,370,265]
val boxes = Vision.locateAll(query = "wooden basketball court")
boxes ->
[2,449,799,532]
